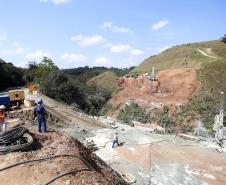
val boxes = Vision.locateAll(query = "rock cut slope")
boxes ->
[111,68,200,108]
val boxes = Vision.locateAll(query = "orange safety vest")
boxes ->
[0,111,5,122]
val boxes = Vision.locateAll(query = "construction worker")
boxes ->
[0,105,7,132]
[112,132,119,148]
[34,98,47,133]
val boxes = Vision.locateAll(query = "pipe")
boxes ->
[0,154,92,172]
[44,168,91,185]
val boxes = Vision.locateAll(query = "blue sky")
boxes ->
[0,0,225,69]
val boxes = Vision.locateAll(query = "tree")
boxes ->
[36,57,59,78]
[0,59,25,91]
[221,34,226,43]
[23,61,38,82]
[25,57,59,84]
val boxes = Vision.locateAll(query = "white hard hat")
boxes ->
[0,105,6,110]
[37,98,43,104]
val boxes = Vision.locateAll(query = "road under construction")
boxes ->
[0,89,225,185]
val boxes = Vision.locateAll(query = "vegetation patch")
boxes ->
[117,102,150,125]
[131,40,221,74]
[159,105,174,133]
[177,40,226,131]
[0,59,25,91]
[87,71,118,95]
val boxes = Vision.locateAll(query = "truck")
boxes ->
[0,90,25,108]
[0,92,10,108]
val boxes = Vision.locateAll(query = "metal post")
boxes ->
[220,91,225,127]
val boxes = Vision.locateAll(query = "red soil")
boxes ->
[111,68,200,108]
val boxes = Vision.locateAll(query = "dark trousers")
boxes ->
[112,139,119,148]
[38,118,47,132]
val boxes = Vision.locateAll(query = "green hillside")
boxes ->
[132,40,223,74]
[87,71,118,94]
[129,40,226,131]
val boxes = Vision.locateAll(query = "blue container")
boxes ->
[0,94,10,107]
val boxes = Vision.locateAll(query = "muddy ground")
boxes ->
[0,127,126,185]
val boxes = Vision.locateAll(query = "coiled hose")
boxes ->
[0,126,27,144]
[0,126,34,154]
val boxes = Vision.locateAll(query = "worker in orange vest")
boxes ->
[0,105,7,132]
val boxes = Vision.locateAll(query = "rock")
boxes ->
[65,180,71,185]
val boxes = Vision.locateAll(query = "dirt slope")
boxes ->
[110,68,200,108]
[0,130,122,185]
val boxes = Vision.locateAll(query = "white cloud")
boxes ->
[61,53,87,62]
[145,47,152,51]
[102,42,113,48]
[15,47,25,55]
[13,41,20,47]
[71,35,106,47]
[40,0,71,5]
[0,47,25,56]
[0,31,8,41]
[110,44,131,53]
[152,20,169,31]
[101,22,112,29]
[101,22,133,34]
[0,50,13,56]
[158,45,170,53]
[130,49,144,56]
[93,57,110,66]
[26,50,52,59]
[52,0,71,5]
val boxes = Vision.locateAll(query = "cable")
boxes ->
[44,168,91,185]
[0,126,27,144]
[0,133,34,154]
[0,154,92,172]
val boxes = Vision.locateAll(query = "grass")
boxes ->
[131,40,223,74]
[176,40,226,130]
[87,71,118,94]
[131,39,226,130]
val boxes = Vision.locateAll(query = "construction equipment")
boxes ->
[8,90,25,106]
[0,93,10,108]
[213,91,225,152]
[147,67,156,81]
[120,172,136,184]
[27,85,37,95]
[83,138,95,150]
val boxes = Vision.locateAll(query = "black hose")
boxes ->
[0,126,27,144]
[0,154,92,172]
[0,133,34,154]
[44,168,91,185]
